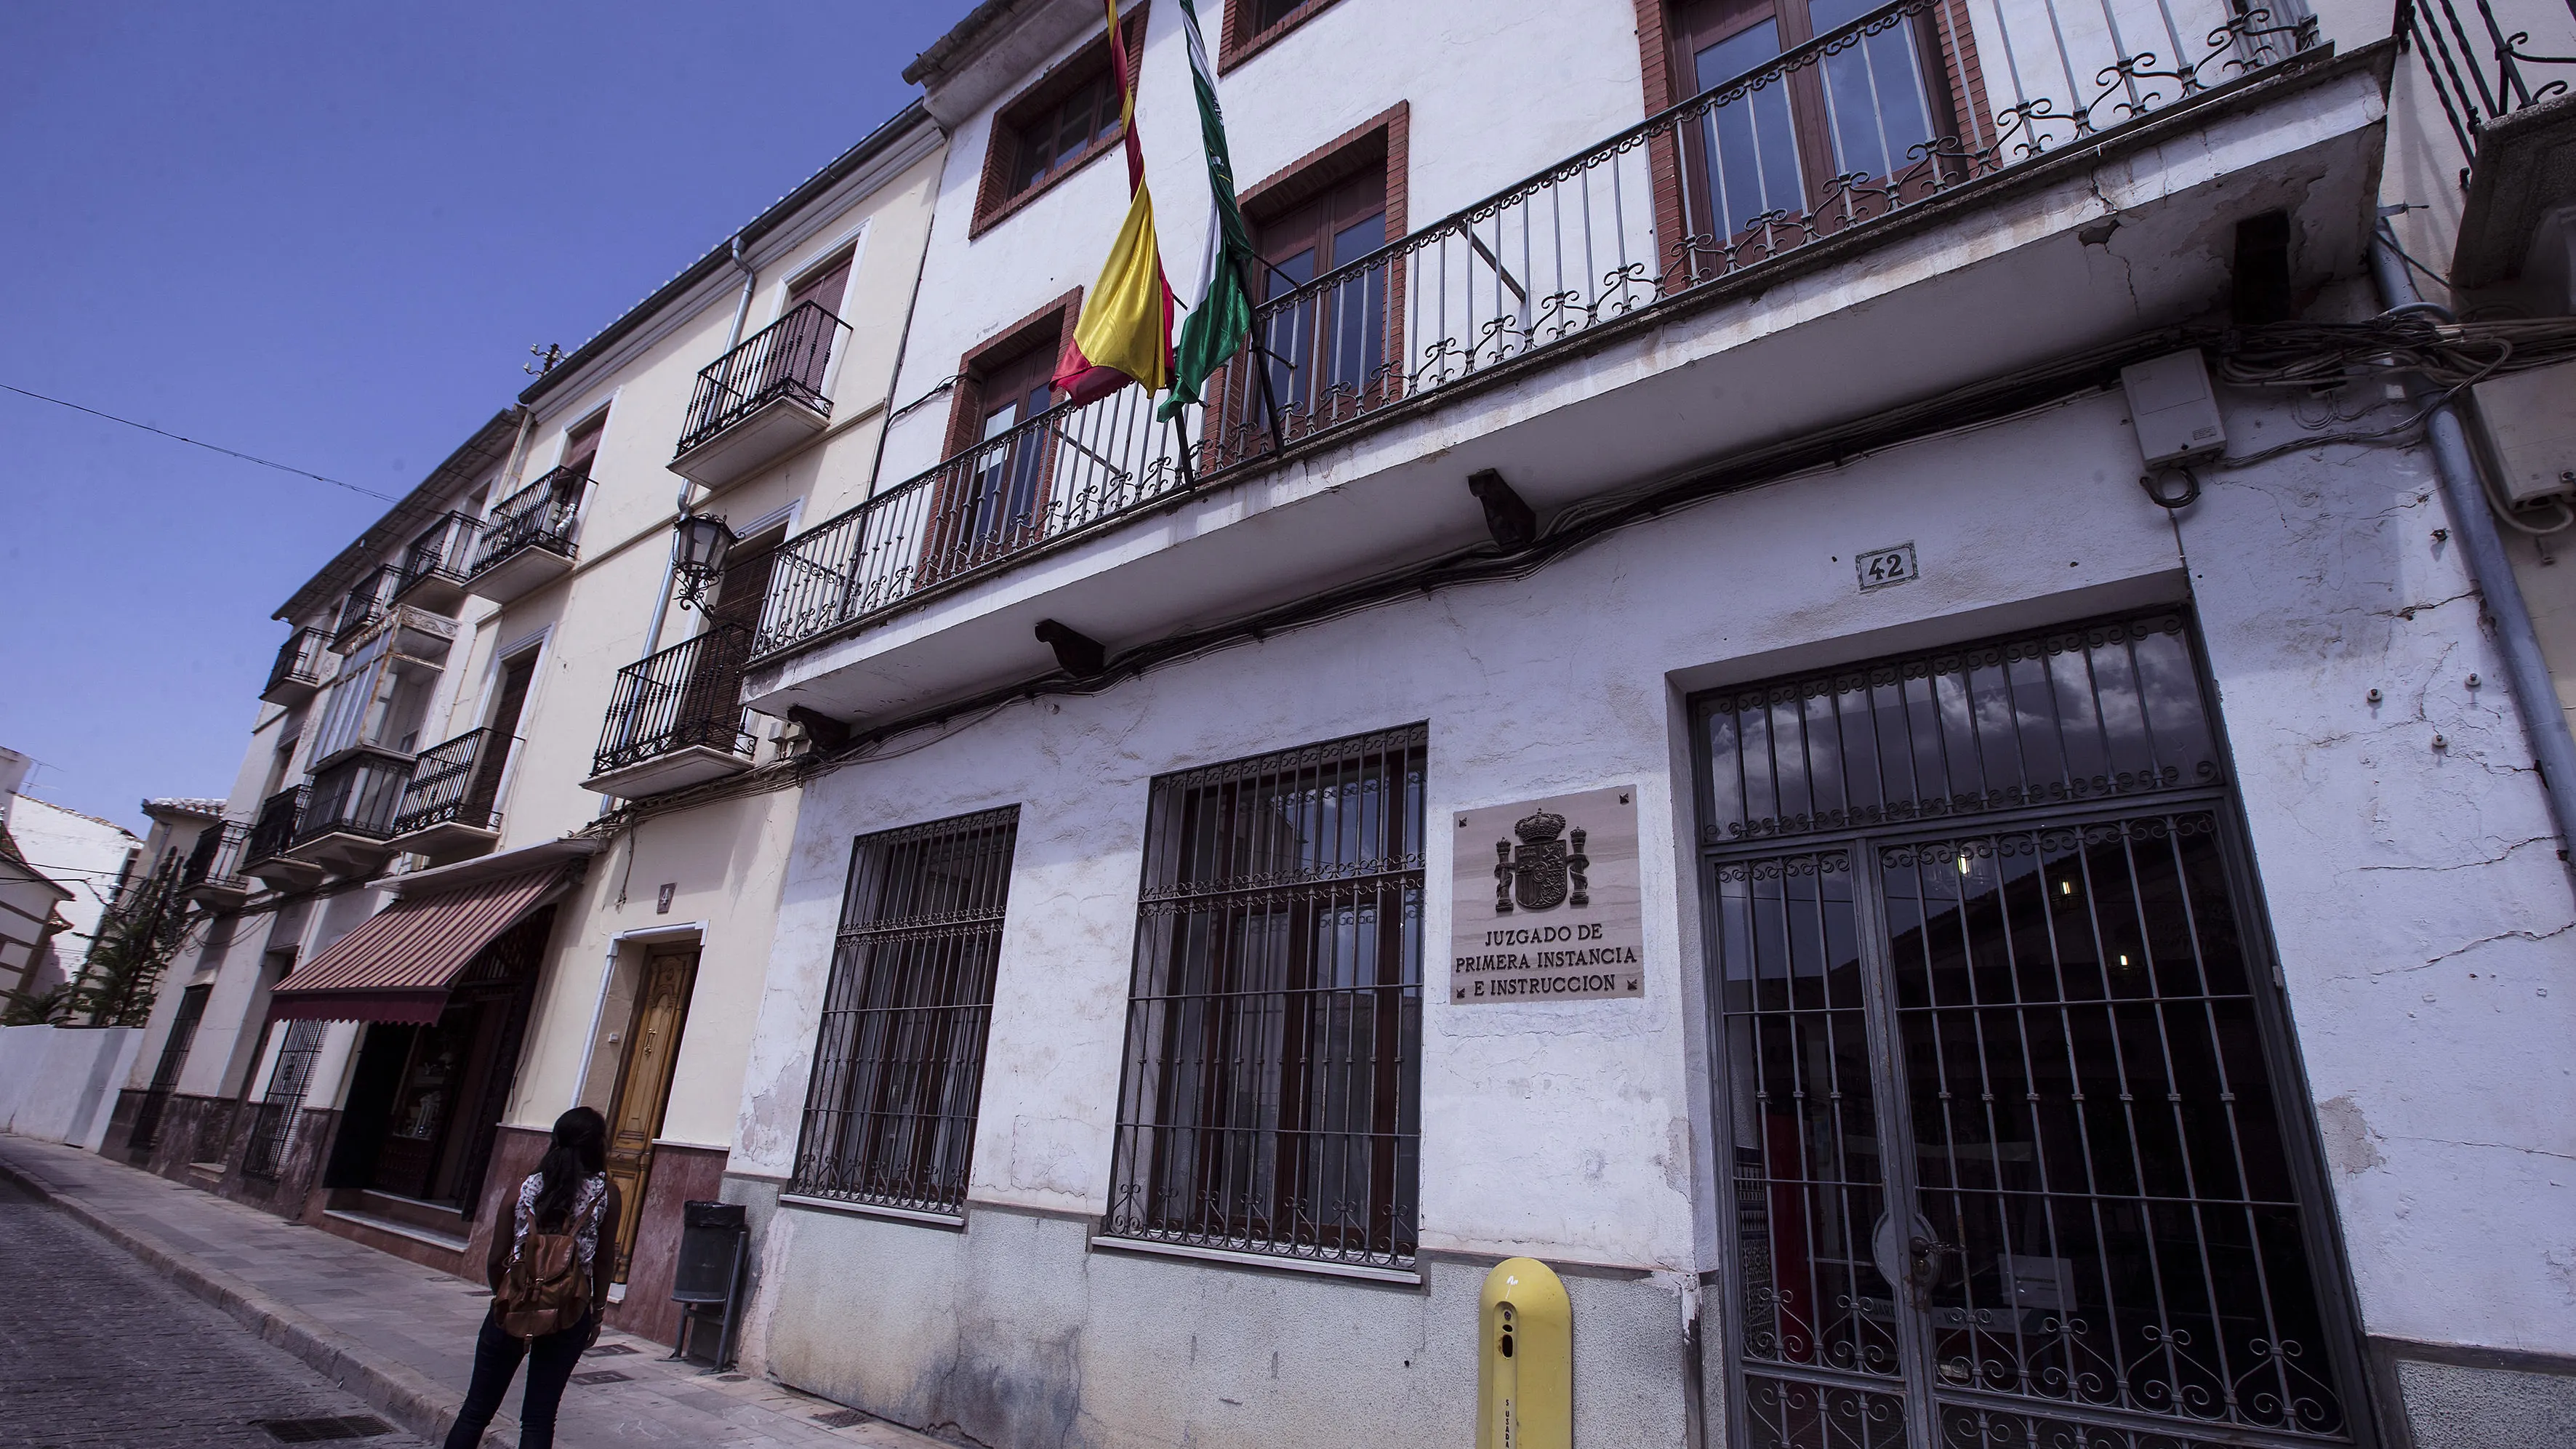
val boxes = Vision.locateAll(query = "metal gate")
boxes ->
[1692,611,2367,1449]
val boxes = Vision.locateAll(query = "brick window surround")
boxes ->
[1216,0,1349,73]
[1200,102,1409,467]
[942,288,1086,460]
[969,4,1152,240]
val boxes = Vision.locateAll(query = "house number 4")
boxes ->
[1857,542,1919,591]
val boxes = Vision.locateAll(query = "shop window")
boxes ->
[1104,723,1426,1269]
[792,807,1022,1215]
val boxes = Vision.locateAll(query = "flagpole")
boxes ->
[1237,254,1288,457]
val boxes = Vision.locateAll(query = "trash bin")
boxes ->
[670,1199,747,1368]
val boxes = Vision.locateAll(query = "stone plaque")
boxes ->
[1450,784,1643,1004]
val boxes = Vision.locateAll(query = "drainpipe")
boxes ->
[724,232,758,350]
[2370,222,2576,883]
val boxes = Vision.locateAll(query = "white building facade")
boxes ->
[709,2,2576,1448]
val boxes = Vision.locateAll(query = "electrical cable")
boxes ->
[1,384,404,503]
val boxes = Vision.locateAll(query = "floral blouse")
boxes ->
[511,1171,610,1272]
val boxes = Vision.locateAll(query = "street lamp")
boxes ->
[673,512,734,610]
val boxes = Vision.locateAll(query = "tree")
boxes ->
[67,860,193,1028]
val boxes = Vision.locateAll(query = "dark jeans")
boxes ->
[442,1307,592,1449]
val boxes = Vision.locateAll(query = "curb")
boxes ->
[0,1152,518,1448]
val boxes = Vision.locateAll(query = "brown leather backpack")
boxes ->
[495,1218,591,1341]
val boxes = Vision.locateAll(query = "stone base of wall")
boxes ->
[746,1196,1690,1449]
[608,1142,729,1346]
[2378,1338,2576,1449]
[102,1090,338,1224]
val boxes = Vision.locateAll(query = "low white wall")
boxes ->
[0,1024,145,1149]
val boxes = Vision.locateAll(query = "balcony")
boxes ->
[284,751,412,875]
[745,0,2370,726]
[465,467,586,606]
[387,728,515,860]
[330,567,399,652]
[669,302,853,492]
[243,787,324,889]
[261,628,330,706]
[2404,0,2576,286]
[177,821,252,909]
[583,623,761,800]
[392,512,478,614]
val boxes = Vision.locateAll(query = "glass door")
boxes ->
[1697,611,2367,1449]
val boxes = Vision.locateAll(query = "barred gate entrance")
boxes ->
[1691,611,2368,1449]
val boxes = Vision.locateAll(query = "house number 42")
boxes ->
[1857,542,1919,591]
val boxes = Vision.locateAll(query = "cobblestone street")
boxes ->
[0,1171,430,1449]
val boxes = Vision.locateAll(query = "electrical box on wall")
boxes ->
[2121,350,2227,466]
[2471,358,2576,505]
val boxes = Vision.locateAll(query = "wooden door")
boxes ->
[603,950,697,1283]
[782,257,852,393]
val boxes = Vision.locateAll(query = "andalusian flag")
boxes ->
[1160,0,1254,418]
[1054,0,1175,404]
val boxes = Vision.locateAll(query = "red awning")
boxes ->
[269,867,564,1024]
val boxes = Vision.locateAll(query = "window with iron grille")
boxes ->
[241,1019,327,1181]
[791,807,1020,1215]
[1104,723,1426,1270]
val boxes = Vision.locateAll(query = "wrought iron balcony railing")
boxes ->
[755,384,1189,659]
[747,0,2316,666]
[244,787,306,865]
[294,753,411,847]
[393,728,513,837]
[595,623,760,778]
[397,512,478,598]
[471,467,587,577]
[262,628,329,700]
[676,301,854,458]
[180,820,251,894]
[1201,0,2316,472]
[331,566,399,650]
[2402,0,2576,161]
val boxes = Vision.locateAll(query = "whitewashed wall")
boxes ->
[731,364,2574,1442]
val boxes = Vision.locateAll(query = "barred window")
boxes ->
[1105,724,1427,1270]
[792,807,1019,1216]
[242,1019,327,1181]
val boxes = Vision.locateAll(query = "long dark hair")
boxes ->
[531,1107,606,1228]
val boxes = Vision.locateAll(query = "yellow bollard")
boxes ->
[1477,1257,1571,1449]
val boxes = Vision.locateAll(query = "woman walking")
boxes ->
[444,1107,622,1449]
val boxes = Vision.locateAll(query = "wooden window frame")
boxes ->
[968,3,1152,239]
[1216,0,1349,73]
[1632,0,1996,287]
[920,291,1086,587]
[1203,103,1410,467]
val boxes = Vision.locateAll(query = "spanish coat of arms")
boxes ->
[1495,809,1590,914]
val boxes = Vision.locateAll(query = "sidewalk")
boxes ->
[0,1134,942,1449]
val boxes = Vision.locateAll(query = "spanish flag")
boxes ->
[1054,0,1175,404]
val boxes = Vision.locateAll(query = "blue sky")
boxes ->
[0,2,974,831]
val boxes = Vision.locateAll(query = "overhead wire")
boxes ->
[1,384,405,504]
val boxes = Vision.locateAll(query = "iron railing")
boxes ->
[293,753,410,846]
[240,1021,326,1181]
[396,512,478,598]
[330,567,398,650]
[2402,0,2576,160]
[750,0,2315,665]
[470,467,586,577]
[263,628,329,699]
[677,300,854,457]
[393,728,512,837]
[131,984,212,1154]
[1203,0,2315,470]
[755,384,1189,659]
[179,821,251,895]
[593,623,759,779]
[244,787,306,865]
